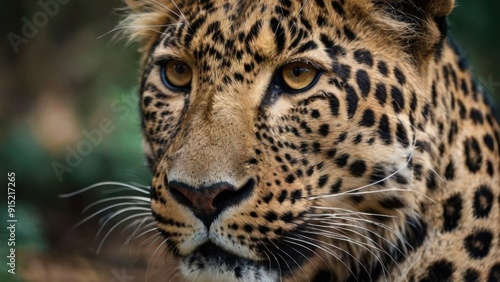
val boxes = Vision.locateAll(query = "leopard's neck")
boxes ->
[417,37,499,196]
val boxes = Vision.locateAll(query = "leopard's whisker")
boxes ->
[121,216,151,235]
[150,0,182,18]
[298,231,382,280]
[141,231,163,249]
[305,213,410,252]
[98,24,178,40]
[281,238,322,278]
[307,222,389,252]
[260,239,284,282]
[302,225,397,279]
[82,196,150,214]
[306,208,395,219]
[131,226,160,242]
[310,186,437,204]
[146,237,169,282]
[308,132,418,201]
[297,0,310,15]
[123,217,155,246]
[96,207,151,238]
[286,235,356,278]
[97,212,151,254]
[307,221,406,261]
[59,181,149,198]
[306,215,409,247]
[269,239,302,282]
[168,266,184,282]
[256,239,274,278]
[130,182,151,190]
[301,227,385,257]
[166,0,192,30]
[72,202,145,229]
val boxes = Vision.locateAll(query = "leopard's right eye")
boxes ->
[281,62,319,91]
[161,59,192,91]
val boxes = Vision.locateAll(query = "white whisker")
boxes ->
[297,0,310,15]
[59,181,149,198]
[98,24,177,40]
[268,239,305,282]
[286,235,356,278]
[73,202,146,229]
[282,238,326,278]
[167,0,191,30]
[296,232,367,279]
[307,221,404,260]
[306,214,408,245]
[260,240,284,282]
[309,131,418,200]
[82,196,150,214]
[96,207,151,238]
[133,227,160,242]
[146,237,169,282]
[123,217,155,247]
[301,226,392,280]
[97,212,151,254]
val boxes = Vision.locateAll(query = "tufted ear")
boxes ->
[119,0,177,54]
[372,0,456,63]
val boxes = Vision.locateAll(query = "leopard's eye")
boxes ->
[281,62,318,91]
[161,59,192,90]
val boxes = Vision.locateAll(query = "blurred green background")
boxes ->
[0,0,499,281]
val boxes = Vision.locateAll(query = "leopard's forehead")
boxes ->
[160,0,332,52]
[150,0,380,71]
[146,0,400,106]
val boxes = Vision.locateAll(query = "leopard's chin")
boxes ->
[179,242,278,282]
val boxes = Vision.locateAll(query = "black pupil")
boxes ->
[174,63,187,75]
[292,67,308,77]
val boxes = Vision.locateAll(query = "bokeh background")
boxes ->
[1,1,499,281]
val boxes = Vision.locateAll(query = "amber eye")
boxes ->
[281,62,318,91]
[161,59,192,89]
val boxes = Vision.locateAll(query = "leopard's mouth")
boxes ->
[172,224,323,281]
[179,242,278,282]
[185,242,258,268]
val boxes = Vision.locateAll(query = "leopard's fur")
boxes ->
[122,0,500,281]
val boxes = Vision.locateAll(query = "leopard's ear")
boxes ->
[373,0,456,63]
[119,0,177,54]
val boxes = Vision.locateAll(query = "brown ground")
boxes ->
[19,223,181,282]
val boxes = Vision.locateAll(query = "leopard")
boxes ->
[119,0,500,281]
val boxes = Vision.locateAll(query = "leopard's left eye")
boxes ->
[161,59,192,90]
[281,62,319,91]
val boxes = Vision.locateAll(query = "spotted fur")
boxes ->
[122,0,500,281]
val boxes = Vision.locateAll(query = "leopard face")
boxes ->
[122,0,500,281]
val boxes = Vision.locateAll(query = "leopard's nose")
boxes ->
[168,179,255,227]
